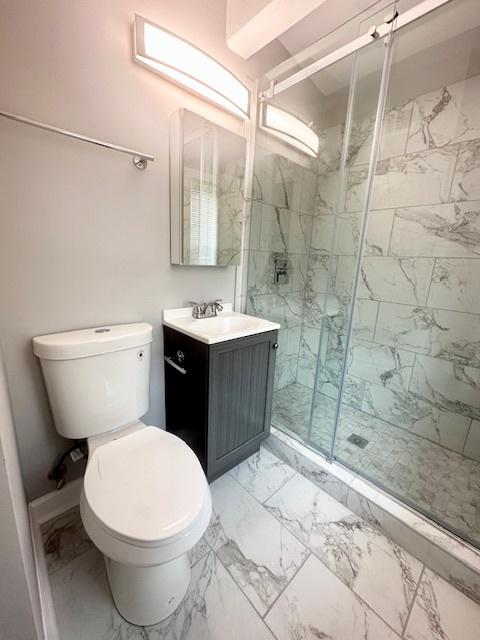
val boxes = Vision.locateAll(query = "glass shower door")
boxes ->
[306,25,396,456]
[247,33,390,456]
[335,0,480,547]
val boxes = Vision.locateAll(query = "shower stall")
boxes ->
[246,0,480,548]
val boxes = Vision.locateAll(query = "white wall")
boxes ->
[0,0,264,500]
[0,347,41,640]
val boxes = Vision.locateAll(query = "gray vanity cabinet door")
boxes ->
[207,330,277,479]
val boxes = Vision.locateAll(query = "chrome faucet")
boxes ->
[188,300,223,319]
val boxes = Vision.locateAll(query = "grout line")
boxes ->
[372,299,381,343]
[462,418,475,456]
[447,144,461,202]
[423,257,437,308]
[211,546,284,640]
[347,140,461,173]
[386,207,397,256]
[228,458,298,507]
[261,550,312,622]
[254,193,480,217]
[401,565,426,637]
[261,471,299,506]
[404,98,415,156]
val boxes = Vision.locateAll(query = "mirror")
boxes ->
[170,109,246,266]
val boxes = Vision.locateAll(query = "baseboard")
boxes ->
[29,478,82,640]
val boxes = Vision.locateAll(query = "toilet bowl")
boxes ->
[32,322,212,625]
[80,424,212,625]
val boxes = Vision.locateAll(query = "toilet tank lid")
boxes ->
[32,323,153,360]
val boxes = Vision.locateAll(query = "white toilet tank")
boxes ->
[32,323,153,439]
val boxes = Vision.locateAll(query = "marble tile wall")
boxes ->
[296,71,480,465]
[247,144,317,391]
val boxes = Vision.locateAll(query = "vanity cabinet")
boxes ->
[163,326,278,481]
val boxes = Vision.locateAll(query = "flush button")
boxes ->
[94,328,111,333]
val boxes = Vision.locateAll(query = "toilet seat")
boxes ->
[82,426,210,548]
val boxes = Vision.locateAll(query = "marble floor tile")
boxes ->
[265,473,422,633]
[41,506,93,575]
[146,551,275,640]
[50,547,145,640]
[265,554,400,640]
[405,568,480,640]
[206,473,309,615]
[229,446,296,503]
[43,447,480,640]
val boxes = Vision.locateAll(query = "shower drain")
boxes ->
[347,433,369,448]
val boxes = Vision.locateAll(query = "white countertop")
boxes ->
[162,303,280,344]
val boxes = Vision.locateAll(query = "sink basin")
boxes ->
[163,304,280,344]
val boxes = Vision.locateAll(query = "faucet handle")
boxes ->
[213,299,223,312]
[188,301,204,318]
[204,299,223,317]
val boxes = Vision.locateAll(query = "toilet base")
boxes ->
[105,553,191,626]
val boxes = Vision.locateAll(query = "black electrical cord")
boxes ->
[48,439,88,489]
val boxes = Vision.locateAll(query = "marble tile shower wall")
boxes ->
[299,72,480,463]
[246,144,317,390]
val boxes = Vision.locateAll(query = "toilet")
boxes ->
[32,322,212,626]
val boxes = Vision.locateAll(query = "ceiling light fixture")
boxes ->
[133,15,250,120]
[260,102,319,157]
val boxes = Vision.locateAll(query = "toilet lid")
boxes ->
[83,426,208,544]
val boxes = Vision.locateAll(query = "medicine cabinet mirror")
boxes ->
[170,108,246,266]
